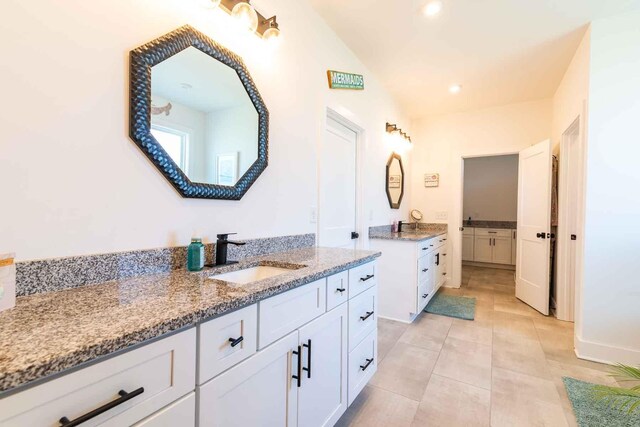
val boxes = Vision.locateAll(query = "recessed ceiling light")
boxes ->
[449,84,462,94]
[423,1,443,17]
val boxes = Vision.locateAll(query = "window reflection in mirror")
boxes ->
[150,47,258,186]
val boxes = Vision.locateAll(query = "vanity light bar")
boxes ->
[386,122,412,143]
[218,0,281,39]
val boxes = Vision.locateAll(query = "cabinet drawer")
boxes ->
[259,279,327,349]
[475,228,512,238]
[462,227,475,236]
[417,255,431,285]
[348,261,377,298]
[0,329,196,427]
[348,286,377,351]
[348,329,377,405]
[133,393,195,427]
[417,281,433,313]
[326,271,349,311]
[416,238,436,256]
[199,304,257,384]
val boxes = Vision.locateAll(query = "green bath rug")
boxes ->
[424,292,475,320]
[563,377,640,427]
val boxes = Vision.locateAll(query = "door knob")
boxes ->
[536,232,546,239]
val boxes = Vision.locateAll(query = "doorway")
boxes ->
[318,109,362,249]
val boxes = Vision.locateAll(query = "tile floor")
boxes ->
[336,266,621,427]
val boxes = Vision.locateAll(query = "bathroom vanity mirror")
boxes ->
[386,153,404,209]
[130,26,268,200]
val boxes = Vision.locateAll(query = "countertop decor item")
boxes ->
[187,238,205,272]
[0,253,16,313]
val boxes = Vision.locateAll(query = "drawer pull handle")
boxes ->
[488,231,497,234]
[228,336,244,347]
[59,387,144,427]
[443,238,447,241]
[292,345,302,388]
[422,293,429,299]
[302,339,312,379]
[336,287,346,293]
[430,244,434,247]
[422,268,428,272]
[360,358,374,371]
[360,274,375,282]
[360,311,374,321]
[443,272,447,276]
[443,254,447,256]
[422,247,427,251]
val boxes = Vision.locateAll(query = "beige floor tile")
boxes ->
[433,336,492,390]
[492,332,550,379]
[491,367,568,427]
[370,341,439,400]
[448,319,493,346]
[440,286,465,296]
[412,375,490,427]
[398,313,452,352]
[492,311,539,340]
[494,299,547,318]
[335,385,419,427]
[378,318,409,362]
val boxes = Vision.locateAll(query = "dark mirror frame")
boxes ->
[386,152,404,209]
[129,25,268,200]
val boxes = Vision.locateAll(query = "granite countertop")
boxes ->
[369,226,447,242]
[463,220,517,229]
[0,247,380,394]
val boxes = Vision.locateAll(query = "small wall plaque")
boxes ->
[424,173,439,187]
[327,70,364,90]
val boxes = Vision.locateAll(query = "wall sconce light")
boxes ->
[386,122,412,143]
[211,0,281,41]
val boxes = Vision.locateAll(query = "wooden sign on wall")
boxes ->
[327,70,364,90]
[424,173,439,187]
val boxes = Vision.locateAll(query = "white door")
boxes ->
[473,236,493,263]
[492,237,512,265]
[516,139,553,315]
[199,331,298,427]
[462,235,474,261]
[319,114,357,248]
[297,305,348,427]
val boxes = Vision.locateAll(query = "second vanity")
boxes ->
[369,225,448,323]
[0,247,379,427]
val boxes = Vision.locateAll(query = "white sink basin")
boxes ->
[209,266,294,284]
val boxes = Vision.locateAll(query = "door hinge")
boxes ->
[351,231,360,239]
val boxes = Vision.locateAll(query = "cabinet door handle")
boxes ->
[422,268,428,272]
[302,339,312,379]
[488,231,497,234]
[443,253,447,257]
[360,358,374,371]
[422,293,429,299]
[360,274,375,282]
[436,253,440,266]
[336,287,346,293]
[59,387,144,427]
[443,272,447,276]
[430,244,434,247]
[360,311,374,321]
[422,247,428,251]
[443,238,447,241]
[292,345,302,387]
[228,336,244,347]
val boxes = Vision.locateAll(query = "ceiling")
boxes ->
[308,0,640,118]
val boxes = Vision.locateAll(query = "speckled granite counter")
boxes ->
[0,247,380,394]
[369,224,447,242]
[463,220,517,229]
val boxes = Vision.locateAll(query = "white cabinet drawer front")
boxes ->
[133,393,195,427]
[348,329,377,405]
[259,279,327,349]
[199,331,298,427]
[348,286,377,351]
[416,238,435,256]
[417,281,433,313]
[199,304,258,384]
[417,255,431,285]
[348,262,377,298]
[436,234,448,247]
[462,227,475,236]
[326,271,349,311]
[475,228,512,238]
[0,329,196,427]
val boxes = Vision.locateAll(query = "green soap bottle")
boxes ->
[187,238,205,272]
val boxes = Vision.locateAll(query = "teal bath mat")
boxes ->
[563,377,640,427]
[425,293,476,320]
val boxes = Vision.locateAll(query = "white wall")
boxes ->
[463,155,518,221]
[411,99,552,287]
[0,0,409,261]
[577,11,640,364]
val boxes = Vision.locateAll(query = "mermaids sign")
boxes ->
[327,70,365,90]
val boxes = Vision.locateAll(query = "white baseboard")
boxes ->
[377,315,412,324]
[575,335,640,365]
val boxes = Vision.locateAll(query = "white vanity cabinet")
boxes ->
[1,261,377,427]
[465,228,516,266]
[371,234,448,323]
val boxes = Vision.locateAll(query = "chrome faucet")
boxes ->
[215,233,246,266]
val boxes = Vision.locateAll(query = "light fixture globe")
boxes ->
[231,1,259,32]
[201,0,222,8]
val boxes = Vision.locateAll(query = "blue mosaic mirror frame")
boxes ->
[129,25,269,200]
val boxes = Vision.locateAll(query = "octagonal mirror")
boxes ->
[130,26,268,199]
[386,153,404,209]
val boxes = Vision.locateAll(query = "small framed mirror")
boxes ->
[410,209,423,222]
[386,153,404,209]
[129,26,268,200]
